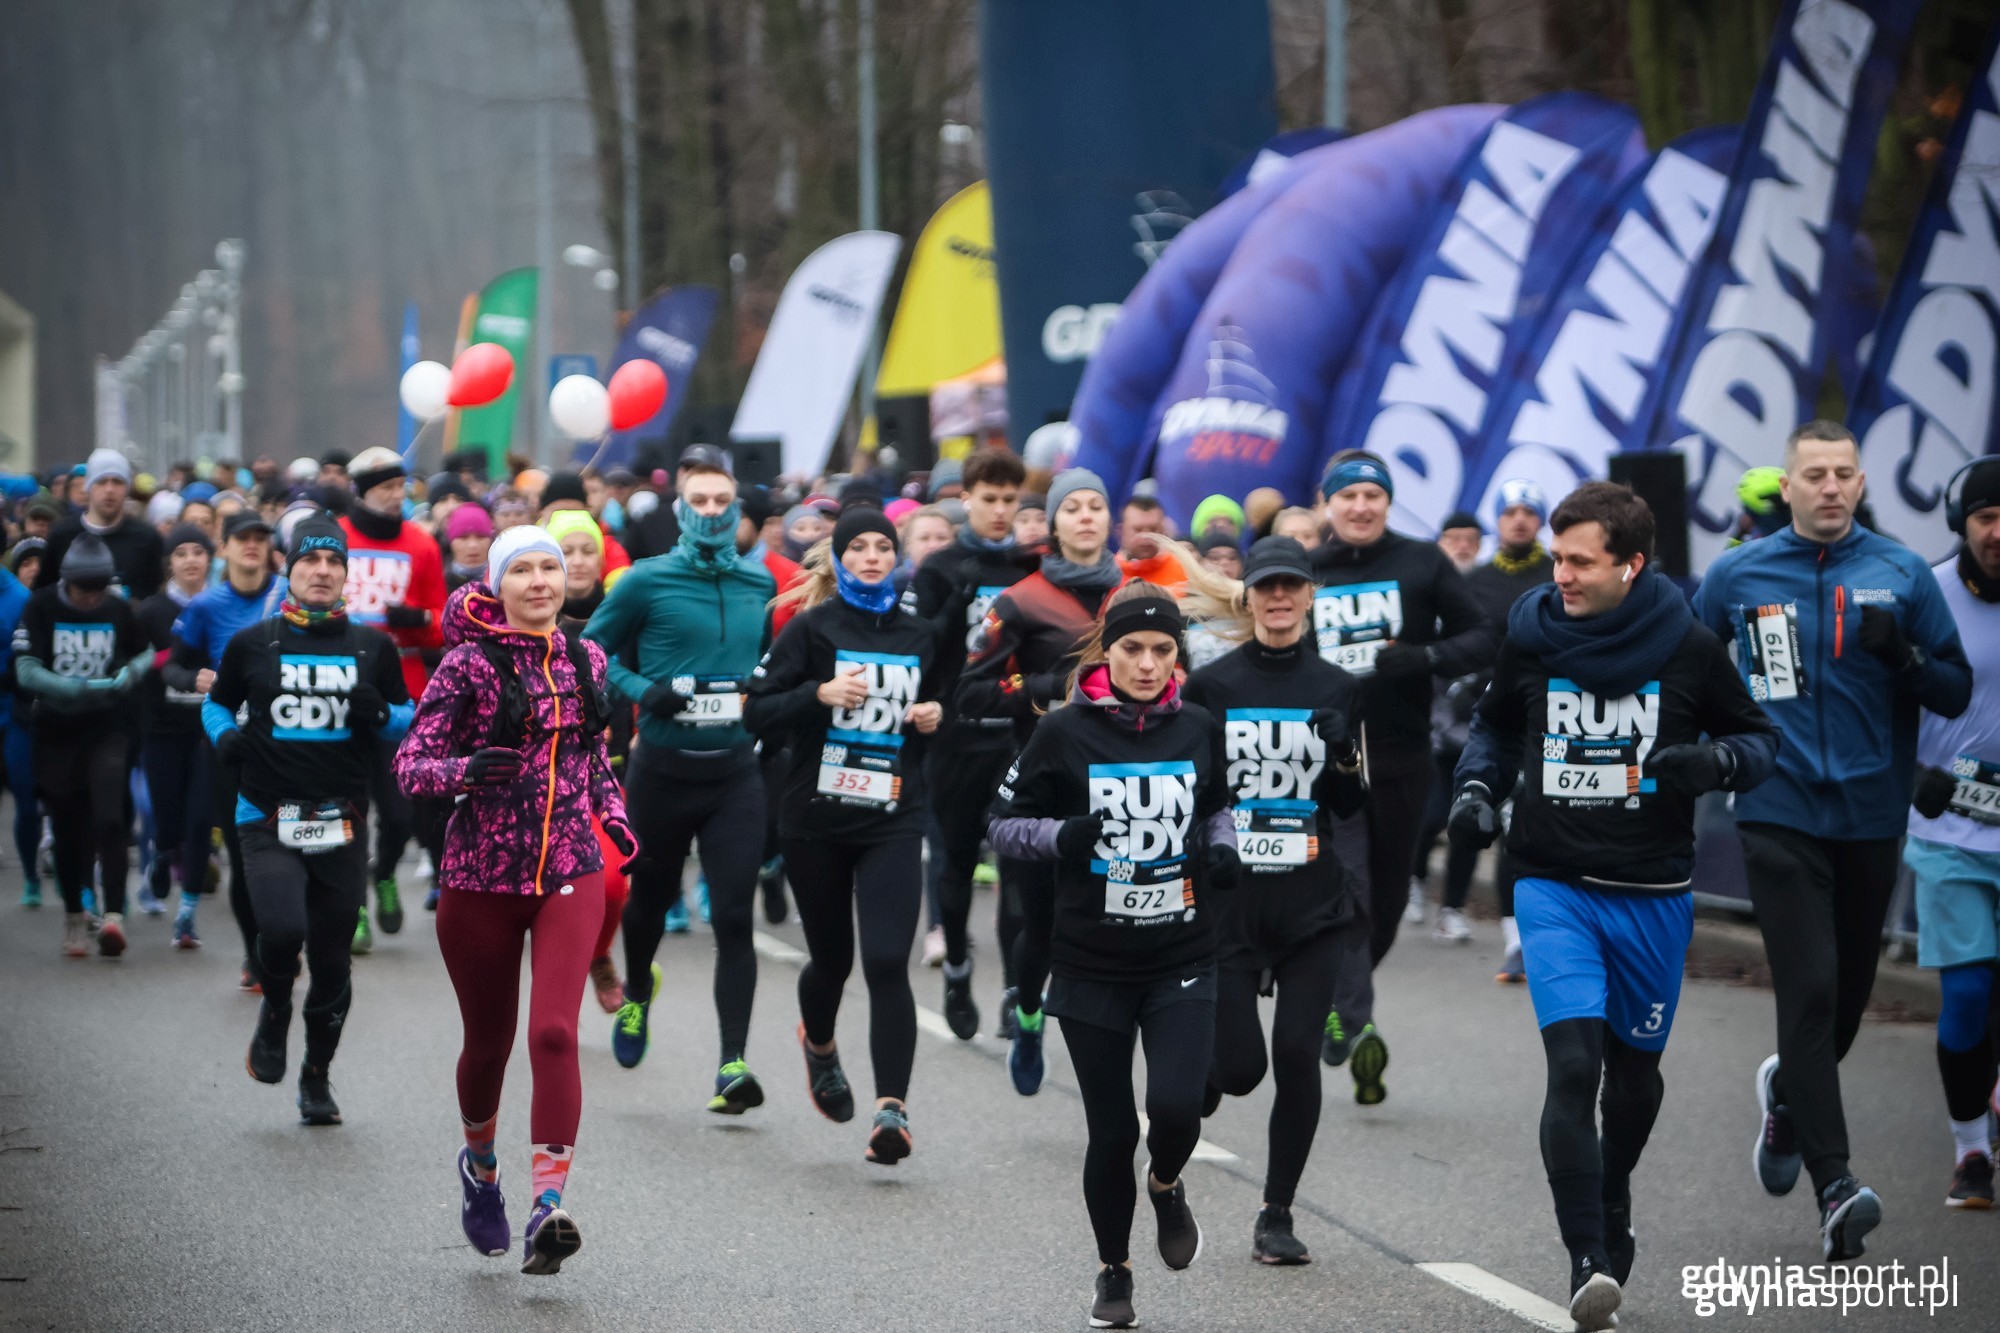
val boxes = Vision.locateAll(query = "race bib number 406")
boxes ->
[1314,582,1402,678]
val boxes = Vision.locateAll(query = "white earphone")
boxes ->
[1621,564,1634,584]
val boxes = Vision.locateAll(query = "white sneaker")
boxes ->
[415,851,434,882]
[922,924,947,968]
[1432,906,1471,943]
[1402,879,1426,925]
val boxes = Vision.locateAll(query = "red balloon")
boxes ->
[448,342,515,409]
[607,359,669,431]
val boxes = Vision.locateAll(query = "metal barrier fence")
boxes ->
[95,238,243,477]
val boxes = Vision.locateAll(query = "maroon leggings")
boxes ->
[438,873,604,1144]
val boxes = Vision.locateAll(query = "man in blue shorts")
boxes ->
[1451,482,1777,1331]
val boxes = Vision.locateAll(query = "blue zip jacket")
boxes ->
[0,569,31,730]
[1692,525,1971,839]
[168,574,289,673]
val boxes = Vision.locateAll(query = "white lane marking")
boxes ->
[753,931,1237,1162]
[1415,1263,1574,1332]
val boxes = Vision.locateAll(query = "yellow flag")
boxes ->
[876,182,1000,397]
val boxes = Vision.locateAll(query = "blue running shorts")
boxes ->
[1906,836,2000,970]
[1515,877,1693,1053]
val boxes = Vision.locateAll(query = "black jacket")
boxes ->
[136,589,204,736]
[911,533,1041,747]
[1309,530,1496,763]
[38,516,165,601]
[1465,546,1555,631]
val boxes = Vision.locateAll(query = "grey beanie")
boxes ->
[1046,467,1108,515]
[60,532,117,586]
[926,458,964,501]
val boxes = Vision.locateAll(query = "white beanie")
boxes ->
[486,524,566,591]
[145,490,186,526]
[86,447,133,489]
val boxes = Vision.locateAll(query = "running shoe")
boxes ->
[172,900,200,949]
[611,963,662,1069]
[238,962,262,993]
[297,1064,342,1126]
[1089,1265,1137,1329]
[81,887,97,921]
[942,967,979,1041]
[1819,1175,1882,1261]
[588,957,623,1015]
[1604,1191,1635,1285]
[1401,878,1426,925]
[97,912,127,958]
[694,875,711,925]
[148,855,174,904]
[1146,1169,1202,1270]
[1321,1008,1351,1067]
[1009,1007,1045,1096]
[1753,1053,1802,1196]
[415,850,434,882]
[995,985,1020,1040]
[759,856,788,925]
[1252,1205,1310,1265]
[247,1000,291,1084]
[663,899,690,934]
[351,906,373,956]
[799,1024,855,1123]
[972,858,999,888]
[19,880,40,909]
[375,878,403,935]
[1568,1253,1621,1332]
[1349,1024,1388,1105]
[425,887,440,912]
[1946,1152,1994,1209]
[708,1060,766,1116]
[1495,944,1526,985]
[922,924,947,967]
[135,883,166,917]
[457,1147,511,1256]
[62,912,88,957]
[865,1100,911,1165]
[1432,906,1471,943]
[521,1203,582,1275]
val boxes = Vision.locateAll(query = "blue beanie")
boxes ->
[1494,478,1547,522]
[1320,453,1393,499]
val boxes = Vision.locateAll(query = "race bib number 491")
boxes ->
[1313,582,1402,678]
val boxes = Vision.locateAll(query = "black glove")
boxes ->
[383,605,430,630]
[1056,810,1108,862]
[463,747,525,789]
[1646,741,1734,796]
[1448,783,1498,849]
[602,816,640,870]
[640,679,692,719]
[1371,642,1433,679]
[1202,842,1241,895]
[347,680,389,731]
[1856,605,1916,672]
[1308,707,1351,754]
[1913,765,1957,820]
[213,728,244,768]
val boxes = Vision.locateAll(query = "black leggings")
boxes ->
[1739,824,1901,1195]
[785,834,923,1101]
[930,744,1012,967]
[367,740,414,884]
[622,748,766,1065]
[1539,1017,1665,1259]
[213,748,258,975]
[141,732,207,889]
[1061,999,1213,1266]
[240,821,366,1068]
[1011,859,1057,1015]
[38,729,131,916]
[1211,932,1340,1208]
[1364,757,1431,964]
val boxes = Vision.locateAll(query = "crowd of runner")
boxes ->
[4,429,1995,1328]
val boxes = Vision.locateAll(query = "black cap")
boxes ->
[838,479,882,512]
[426,472,471,505]
[1240,535,1314,588]
[678,443,733,475]
[739,486,776,529]
[605,466,637,487]
[164,521,216,556]
[60,532,116,587]
[1018,493,1047,513]
[1439,509,1483,533]
[540,470,589,507]
[286,514,348,572]
[222,510,273,543]
[319,449,351,470]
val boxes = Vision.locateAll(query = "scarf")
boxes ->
[449,560,485,583]
[676,496,742,572]
[1507,568,1691,699]
[1040,551,1122,596]
[957,525,1016,555]
[346,503,402,542]
[1492,542,1547,576]
[280,593,347,629]
[1074,664,1183,732]
[834,560,898,615]
[1959,547,2000,604]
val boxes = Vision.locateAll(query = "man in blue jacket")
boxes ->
[1693,420,1972,1261]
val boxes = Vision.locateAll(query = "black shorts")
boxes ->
[1046,966,1216,1036]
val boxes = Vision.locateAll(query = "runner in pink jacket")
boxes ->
[395,526,636,1278]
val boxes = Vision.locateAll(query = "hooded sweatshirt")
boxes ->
[1457,572,1779,892]
[394,583,626,895]
[956,561,1128,746]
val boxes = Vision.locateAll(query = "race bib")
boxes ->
[672,674,744,725]
[1948,754,2000,826]
[1541,733,1640,805]
[1089,760,1198,923]
[1232,816,1314,869]
[1736,603,1803,702]
[276,801,354,854]
[816,650,922,812]
[816,742,901,807]
[1313,581,1402,678]
[1223,708,1323,872]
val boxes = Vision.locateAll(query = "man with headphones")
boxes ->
[1693,421,1972,1261]
[1905,455,2000,1209]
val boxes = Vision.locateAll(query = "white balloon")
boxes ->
[1023,421,1078,472]
[399,360,451,420]
[549,374,612,441]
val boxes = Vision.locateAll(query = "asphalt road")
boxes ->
[1,859,1993,1333]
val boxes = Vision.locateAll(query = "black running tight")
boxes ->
[1211,932,1340,1208]
[38,730,131,916]
[1539,1017,1665,1259]
[1060,1001,1213,1266]
[784,834,923,1101]
[1011,859,1057,1015]
[930,745,1012,967]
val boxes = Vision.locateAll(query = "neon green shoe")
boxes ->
[611,963,661,1069]
[1349,1024,1389,1105]
[706,1060,766,1115]
[1320,1008,1349,1067]
[972,858,999,887]
[351,905,373,956]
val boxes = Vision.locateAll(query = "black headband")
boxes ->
[1101,595,1185,650]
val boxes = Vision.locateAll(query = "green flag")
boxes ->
[454,267,538,474]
